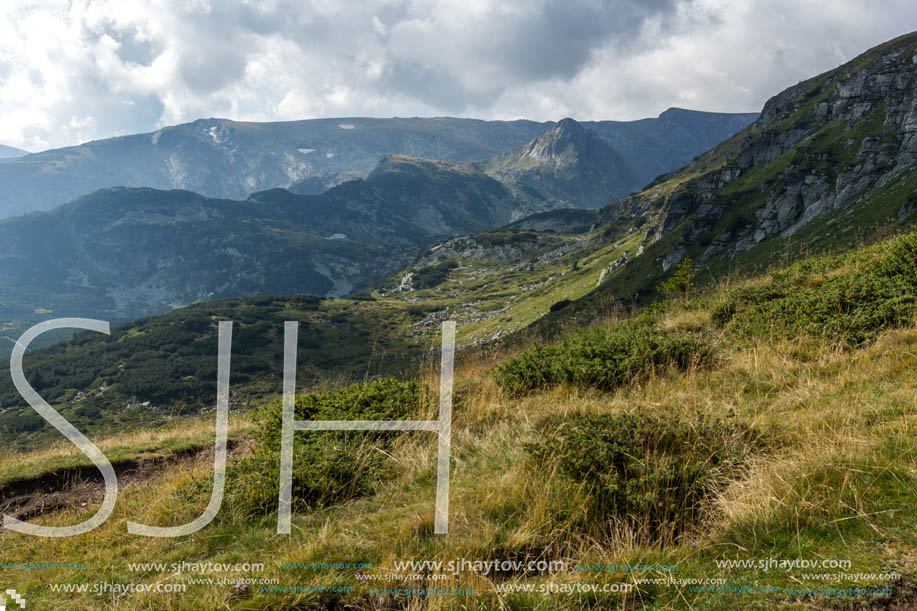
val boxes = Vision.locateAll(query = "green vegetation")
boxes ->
[214,378,425,518]
[0,295,428,450]
[2,34,917,606]
[527,412,763,543]
[373,226,642,347]
[411,261,458,289]
[659,256,697,298]
[5,227,917,609]
[714,232,917,346]
[494,316,711,396]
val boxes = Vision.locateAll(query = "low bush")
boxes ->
[219,378,425,518]
[549,299,570,312]
[527,412,762,542]
[494,318,711,396]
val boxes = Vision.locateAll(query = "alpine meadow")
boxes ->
[0,5,916,610]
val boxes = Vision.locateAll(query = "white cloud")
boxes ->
[0,0,913,150]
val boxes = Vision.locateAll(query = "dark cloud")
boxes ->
[113,29,162,67]
[381,58,499,112]
[477,0,679,82]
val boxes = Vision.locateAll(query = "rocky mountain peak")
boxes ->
[554,117,588,137]
[521,117,594,163]
[482,117,640,209]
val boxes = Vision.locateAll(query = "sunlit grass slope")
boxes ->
[4,231,917,609]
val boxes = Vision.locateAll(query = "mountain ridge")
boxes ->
[0,110,757,218]
[374,32,917,349]
[0,144,28,159]
[611,29,917,271]
[520,30,917,334]
[0,154,538,321]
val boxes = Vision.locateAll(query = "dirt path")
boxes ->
[0,437,254,528]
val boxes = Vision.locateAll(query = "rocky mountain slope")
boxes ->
[379,32,917,346]
[0,111,756,218]
[589,31,917,293]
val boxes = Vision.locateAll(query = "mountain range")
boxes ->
[0,155,514,319]
[4,31,917,610]
[0,113,757,322]
[7,22,917,428]
[504,31,917,333]
[367,32,917,347]
[0,110,756,219]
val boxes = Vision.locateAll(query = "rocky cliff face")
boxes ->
[600,32,917,272]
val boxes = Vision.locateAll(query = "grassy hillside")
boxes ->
[0,295,437,452]
[0,221,649,453]
[4,228,917,608]
[369,227,644,347]
[381,29,917,351]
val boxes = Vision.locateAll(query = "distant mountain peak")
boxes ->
[0,112,757,219]
[658,107,693,117]
[517,117,603,165]
[555,117,585,131]
[483,117,639,209]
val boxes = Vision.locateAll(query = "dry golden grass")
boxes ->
[3,277,917,609]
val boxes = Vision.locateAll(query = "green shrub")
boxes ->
[549,299,571,312]
[412,261,458,290]
[716,232,917,345]
[659,257,697,298]
[494,318,711,396]
[710,300,736,326]
[527,412,762,542]
[220,378,425,518]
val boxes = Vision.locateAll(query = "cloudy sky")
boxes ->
[0,0,913,151]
